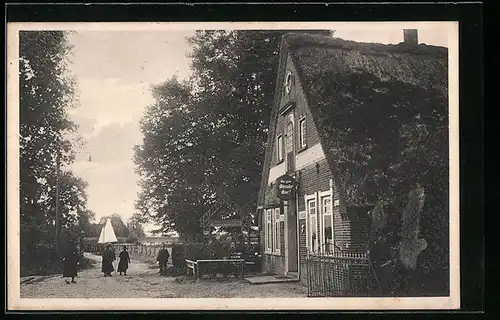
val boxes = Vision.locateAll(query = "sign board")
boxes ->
[276,174,296,200]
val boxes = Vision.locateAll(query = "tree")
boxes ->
[127,212,146,239]
[78,209,100,237]
[134,30,333,239]
[99,214,130,238]
[19,30,84,254]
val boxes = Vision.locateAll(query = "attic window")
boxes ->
[284,72,292,95]
[298,116,307,149]
[276,135,284,163]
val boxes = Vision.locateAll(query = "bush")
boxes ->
[171,243,186,269]
[20,244,61,277]
[184,239,231,261]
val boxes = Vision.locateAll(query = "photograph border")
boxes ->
[5,2,484,313]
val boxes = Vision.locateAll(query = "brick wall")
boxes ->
[298,218,307,284]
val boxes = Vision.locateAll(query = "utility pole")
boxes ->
[55,151,61,255]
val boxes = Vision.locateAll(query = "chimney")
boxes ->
[403,29,418,46]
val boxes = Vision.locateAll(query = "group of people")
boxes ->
[101,244,131,276]
[61,243,171,284]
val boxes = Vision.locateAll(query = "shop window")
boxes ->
[307,198,318,253]
[273,208,281,253]
[320,196,334,254]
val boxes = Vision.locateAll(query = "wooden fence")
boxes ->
[84,243,172,260]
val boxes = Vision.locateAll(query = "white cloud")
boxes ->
[73,78,154,131]
[70,160,140,221]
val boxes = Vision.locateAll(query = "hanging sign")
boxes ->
[276,174,296,200]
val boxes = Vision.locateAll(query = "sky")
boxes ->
[64,25,450,235]
[65,30,194,234]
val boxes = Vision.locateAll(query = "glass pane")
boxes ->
[286,122,293,153]
[323,215,333,253]
[311,216,317,252]
[275,221,280,251]
[300,120,306,146]
[323,198,331,214]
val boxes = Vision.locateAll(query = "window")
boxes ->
[276,135,283,162]
[284,72,292,95]
[265,209,272,252]
[299,118,307,148]
[273,208,281,253]
[320,196,334,254]
[285,121,295,173]
[307,198,318,252]
[264,207,281,254]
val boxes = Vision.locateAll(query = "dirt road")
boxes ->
[20,253,307,298]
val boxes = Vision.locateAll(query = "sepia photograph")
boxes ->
[7,21,459,310]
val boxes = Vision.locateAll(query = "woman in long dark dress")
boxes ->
[62,245,79,284]
[118,246,131,275]
[101,244,115,277]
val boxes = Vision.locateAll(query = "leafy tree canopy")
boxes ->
[19,31,89,252]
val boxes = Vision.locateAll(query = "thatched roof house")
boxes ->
[256,31,449,290]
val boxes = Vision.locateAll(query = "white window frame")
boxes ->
[265,209,272,253]
[299,117,307,148]
[276,135,283,162]
[305,193,319,253]
[285,116,295,173]
[285,72,292,95]
[273,208,281,254]
[319,191,334,255]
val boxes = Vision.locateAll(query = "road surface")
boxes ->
[20,253,307,298]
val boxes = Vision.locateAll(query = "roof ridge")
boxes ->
[282,32,448,58]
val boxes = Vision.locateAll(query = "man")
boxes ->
[156,244,170,276]
[117,245,131,276]
[101,244,116,277]
[62,242,79,284]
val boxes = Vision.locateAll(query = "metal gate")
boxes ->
[305,247,381,297]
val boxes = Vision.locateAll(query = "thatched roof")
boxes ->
[257,32,448,210]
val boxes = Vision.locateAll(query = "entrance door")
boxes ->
[286,204,298,272]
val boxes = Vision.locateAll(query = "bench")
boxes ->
[185,258,245,279]
[185,259,198,277]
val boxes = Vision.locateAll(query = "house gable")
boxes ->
[257,49,330,209]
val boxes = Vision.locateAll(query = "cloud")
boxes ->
[73,78,154,129]
[70,160,140,220]
[66,30,194,85]
[81,121,141,164]
[67,112,98,138]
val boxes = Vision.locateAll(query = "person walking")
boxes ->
[117,245,131,276]
[101,244,116,277]
[156,244,170,276]
[62,242,79,284]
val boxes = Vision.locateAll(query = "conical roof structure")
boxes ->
[98,218,118,244]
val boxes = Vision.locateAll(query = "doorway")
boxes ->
[286,203,298,273]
